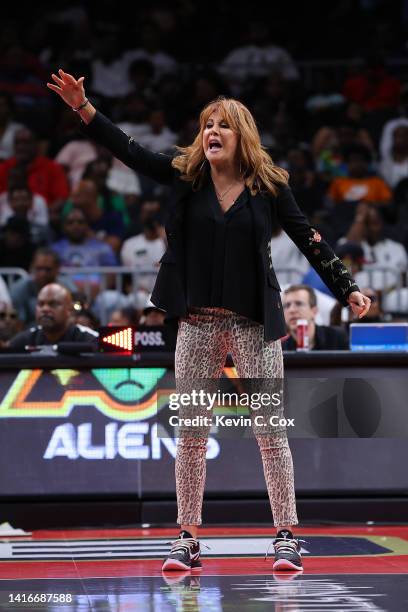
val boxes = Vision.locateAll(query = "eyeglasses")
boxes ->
[0,311,17,319]
[283,300,310,309]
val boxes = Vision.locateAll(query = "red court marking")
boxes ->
[0,556,407,580]
[26,525,408,540]
[1,525,407,580]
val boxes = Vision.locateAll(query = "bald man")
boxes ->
[9,283,98,350]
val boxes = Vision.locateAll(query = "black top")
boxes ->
[9,324,99,351]
[185,179,260,321]
[281,325,349,351]
[81,111,361,342]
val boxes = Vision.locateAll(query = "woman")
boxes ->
[48,70,371,572]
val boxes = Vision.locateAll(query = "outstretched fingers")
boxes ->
[52,72,64,84]
[46,83,62,93]
[59,69,78,85]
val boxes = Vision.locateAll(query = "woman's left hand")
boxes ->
[347,291,371,319]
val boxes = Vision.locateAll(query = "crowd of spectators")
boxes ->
[1,2,408,349]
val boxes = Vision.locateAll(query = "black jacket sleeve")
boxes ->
[81,110,175,185]
[276,185,359,306]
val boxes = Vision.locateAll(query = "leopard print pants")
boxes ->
[174,307,298,527]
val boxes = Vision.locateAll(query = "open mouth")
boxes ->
[208,141,222,151]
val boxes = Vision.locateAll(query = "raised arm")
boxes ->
[47,69,174,185]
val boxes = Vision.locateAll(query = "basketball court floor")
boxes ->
[0,524,407,610]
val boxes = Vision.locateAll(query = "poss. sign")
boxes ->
[98,326,174,353]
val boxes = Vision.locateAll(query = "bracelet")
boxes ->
[72,98,89,112]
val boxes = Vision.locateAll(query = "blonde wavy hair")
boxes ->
[172,96,288,196]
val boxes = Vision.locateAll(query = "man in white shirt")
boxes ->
[120,200,166,294]
[219,21,299,95]
[0,165,49,227]
[339,204,407,291]
[122,23,178,82]
[0,94,24,161]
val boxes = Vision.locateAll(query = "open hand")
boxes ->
[347,291,371,319]
[47,69,86,109]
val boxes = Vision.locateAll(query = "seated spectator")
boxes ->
[270,226,309,287]
[340,203,408,291]
[127,58,156,99]
[0,127,69,209]
[281,284,349,350]
[379,83,408,161]
[9,283,98,351]
[0,300,21,347]
[137,108,178,153]
[342,57,401,113]
[382,288,408,318]
[287,147,326,217]
[327,144,392,240]
[0,43,49,105]
[328,144,392,207]
[52,207,118,296]
[0,216,35,269]
[90,28,133,100]
[185,72,227,121]
[72,307,99,331]
[55,137,98,188]
[91,290,133,325]
[3,186,51,245]
[120,200,166,295]
[389,178,408,249]
[139,300,165,326]
[313,119,375,180]
[0,165,49,227]
[0,92,24,161]
[305,71,346,121]
[219,21,298,95]
[379,125,408,188]
[336,241,366,277]
[129,195,166,239]
[10,247,76,324]
[252,71,301,119]
[63,179,126,252]
[109,306,140,326]
[123,22,178,82]
[116,92,151,141]
[83,158,132,227]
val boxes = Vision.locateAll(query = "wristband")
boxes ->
[72,98,89,112]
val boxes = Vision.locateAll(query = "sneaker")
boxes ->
[162,530,202,571]
[271,530,303,571]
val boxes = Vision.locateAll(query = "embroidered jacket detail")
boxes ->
[308,228,322,246]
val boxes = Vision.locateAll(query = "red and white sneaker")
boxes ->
[162,530,202,571]
[270,530,304,571]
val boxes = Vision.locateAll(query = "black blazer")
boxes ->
[82,111,359,341]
